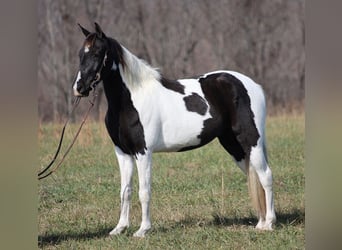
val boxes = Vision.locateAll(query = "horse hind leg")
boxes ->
[248,143,276,230]
[218,134,276,230]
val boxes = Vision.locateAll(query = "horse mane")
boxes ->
[116,43,160,89]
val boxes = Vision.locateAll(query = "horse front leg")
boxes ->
[133,150,152,237]
[109,147,134,236]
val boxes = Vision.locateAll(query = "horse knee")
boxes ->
[121,186,132,202]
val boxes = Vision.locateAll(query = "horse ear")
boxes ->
[94,22,106,38]
[78,23,90,37]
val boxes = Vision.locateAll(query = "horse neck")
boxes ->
[102,70,123,112]
[101,40,125,111]
[101,64,135,118]
[102,40,160,114]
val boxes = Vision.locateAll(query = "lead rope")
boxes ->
[38,91,97,180]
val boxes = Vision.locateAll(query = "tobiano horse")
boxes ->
[73,23,276,237]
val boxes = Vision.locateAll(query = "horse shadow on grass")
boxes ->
[38,226,113,248]
[210,208,305,228]
[39,209,304,247]
[155,208,304,233]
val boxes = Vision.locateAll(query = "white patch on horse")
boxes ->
[111,61,117,71]
[73,71,82,96]
[84,46,90,53]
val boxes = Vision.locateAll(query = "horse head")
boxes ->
[73,23,108,97]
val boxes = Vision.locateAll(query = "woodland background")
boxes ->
[38,0,305,122]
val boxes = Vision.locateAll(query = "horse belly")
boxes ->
[149,102,213,152]
[155,118,205,152]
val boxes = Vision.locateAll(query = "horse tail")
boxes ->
[246,157,266,221]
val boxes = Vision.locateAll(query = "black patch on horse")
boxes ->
[160,77,185,94]
[198,73,260,161]
[107,37,126,70]
[102,47,146,156]
[183,93,208,115]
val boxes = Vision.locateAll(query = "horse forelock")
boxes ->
[84,33,97,48]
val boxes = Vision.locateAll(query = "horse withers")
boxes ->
[73,23,276,237]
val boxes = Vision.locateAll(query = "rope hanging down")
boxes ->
[38,93,96,180]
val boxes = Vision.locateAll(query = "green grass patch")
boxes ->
[38,114,304,249]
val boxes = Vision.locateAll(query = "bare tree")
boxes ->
[38,0,305,121]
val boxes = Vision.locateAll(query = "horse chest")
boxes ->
[105,103,147,155]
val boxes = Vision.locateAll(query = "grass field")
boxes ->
[38,114,304,249]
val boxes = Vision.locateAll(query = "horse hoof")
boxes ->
[109,226,127,236]
[133,227,151,238]
[256,222,274,231]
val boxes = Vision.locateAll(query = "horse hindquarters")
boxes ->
[213,72,275,229]
[219,124,276,229]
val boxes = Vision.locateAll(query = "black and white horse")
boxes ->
[73,23,276,237]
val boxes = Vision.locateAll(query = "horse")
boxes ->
[73,23,276,237]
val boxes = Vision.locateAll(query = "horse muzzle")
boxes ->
[73,89,89,97]
[73,72,101,97]
[73,83,90,97]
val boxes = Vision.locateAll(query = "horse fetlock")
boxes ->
[133,224,151,238]
[122,186,132,201]
[265,214,276,229]
[256,219,274,231]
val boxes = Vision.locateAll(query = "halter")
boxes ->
[92,52,107,90]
